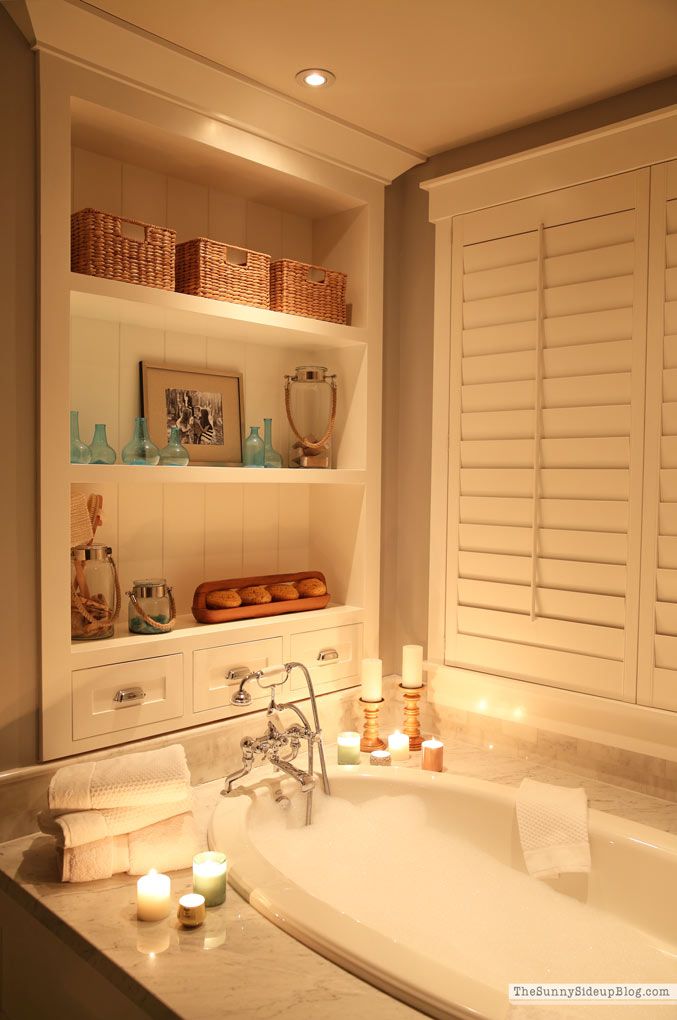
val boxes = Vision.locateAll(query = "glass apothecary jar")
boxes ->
[71,544,120,641]
[127,579,176,634]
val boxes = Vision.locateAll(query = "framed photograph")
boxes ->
[141,362,244,465]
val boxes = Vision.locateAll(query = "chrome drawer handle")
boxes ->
[226,666,252,682]
[113,687,146,704]
[317,648,339,662]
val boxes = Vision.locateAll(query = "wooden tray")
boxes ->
[192,570,330,624]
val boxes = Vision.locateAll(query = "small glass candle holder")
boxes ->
[177,892,206,928]
[337,731,361,765]
[193,851,227,907]
[370,749,392,767]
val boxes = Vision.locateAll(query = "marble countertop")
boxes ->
[2,737,677,1020]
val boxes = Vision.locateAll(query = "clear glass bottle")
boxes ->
[284,366,336,469]
[159,426,189,467]
[70,410,92,464]
[263,418,283,468]
[88,423,116,464]
[122,417,160,466]
[243,425,265,467]
[127,579,175,634]
[71,544,120,640]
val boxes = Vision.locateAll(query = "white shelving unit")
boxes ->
[38,50,388,760]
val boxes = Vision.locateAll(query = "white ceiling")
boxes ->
[82,0,677,157]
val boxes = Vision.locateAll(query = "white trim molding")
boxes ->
[9,0,423,184]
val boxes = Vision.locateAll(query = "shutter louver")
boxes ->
[446,173,649,699]
[638,160,677,710]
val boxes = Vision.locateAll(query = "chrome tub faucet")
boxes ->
[223,661,331,825]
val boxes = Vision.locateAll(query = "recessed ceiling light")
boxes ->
[295,68,335,89]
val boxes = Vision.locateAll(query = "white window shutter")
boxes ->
[638,159,677,710]
[445,171,650,700]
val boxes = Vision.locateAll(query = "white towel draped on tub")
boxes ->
[48,744,190,811]
[516,778,591,880]
[59,812,200,883]
[38,796,193,848]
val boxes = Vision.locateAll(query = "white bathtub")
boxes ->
[209,766,677,1019]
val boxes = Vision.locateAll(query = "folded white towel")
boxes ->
[516,778,591,879]
[38,796,193,848]
[59,812,199,882]
[49,744,190,811]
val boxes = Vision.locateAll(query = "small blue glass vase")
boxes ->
[263,418,283,468]
[122,417,160,466]
[70,410,91,464]
[243,425,265,467]
[159,426,189,467]
[88,424,116,464]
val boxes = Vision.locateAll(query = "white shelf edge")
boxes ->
[69,464,366,485]
[70,273,368,349]
[70,603,364,660]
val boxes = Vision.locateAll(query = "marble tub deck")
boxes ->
[2,737,677,1020]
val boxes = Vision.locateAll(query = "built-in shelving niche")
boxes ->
[68,98,372,653]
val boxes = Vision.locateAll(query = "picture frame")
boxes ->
[141,361,244,465]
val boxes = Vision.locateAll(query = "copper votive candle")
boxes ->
[370,749,392,766]
[177,892,206,928]
[421,738,444,772]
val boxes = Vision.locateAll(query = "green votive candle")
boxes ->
[192,851,227,907]
[337,731,361,765]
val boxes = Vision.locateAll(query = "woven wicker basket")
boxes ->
[270,259,347,324]
[176,238,270,308]
[71,208,175,290]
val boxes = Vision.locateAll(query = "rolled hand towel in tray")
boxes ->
[59,812,199,883]
[38,795,193,849]
[516,777,591,880]
[49,744,190,811]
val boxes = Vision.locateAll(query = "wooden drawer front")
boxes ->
[72,654,184,740]
[289,624,362,693]
[193,637,283,713]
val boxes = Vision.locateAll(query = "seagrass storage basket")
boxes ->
[71,208,175,290]
[176,238,270,308]
[270,259,347,324]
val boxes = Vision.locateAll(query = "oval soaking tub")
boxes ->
[209,766,677,1019]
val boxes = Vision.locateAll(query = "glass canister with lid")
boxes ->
[127,579,176,634]
[71,544,120,640]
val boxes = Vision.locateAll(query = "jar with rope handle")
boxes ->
[127,579,176,634]
[284,365,337,469]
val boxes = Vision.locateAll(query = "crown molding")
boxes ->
[11,0,423,184]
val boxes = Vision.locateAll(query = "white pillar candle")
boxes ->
[193,851,227,907]
[401,644,423,688]
[387,730,410,762]
[337,731,361,765]
[421,737,444,772]
[361,658,383,702]
[136,869,171,921]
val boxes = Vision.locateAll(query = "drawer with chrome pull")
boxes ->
[193,637,283,714]
[289,623,362,693]
[72,654,184,740]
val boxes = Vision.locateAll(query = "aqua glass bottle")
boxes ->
[122,417,160,466]
[159,426,189,467]
[243,425,265,467]
[263,418,283,468]
[88,424,116,464]
[70,410,91,464]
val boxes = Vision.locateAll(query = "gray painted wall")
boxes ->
[380,75,677,675]
[0,6,38,770]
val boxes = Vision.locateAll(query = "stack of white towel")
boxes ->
[40,744,199,883]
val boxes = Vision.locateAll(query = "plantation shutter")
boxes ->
[445,171,649,700]
[638,160,677,710]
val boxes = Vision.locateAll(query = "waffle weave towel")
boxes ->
[48,744,190,811]
[39,796,193,849]
[516,778,591,879]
